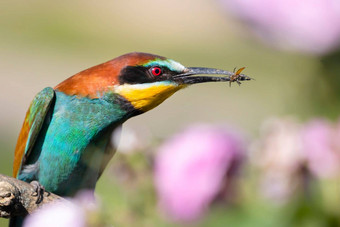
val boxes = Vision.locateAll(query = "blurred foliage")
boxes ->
[1,0,340,226]
[312,51,340,118]
[94,150,340,227]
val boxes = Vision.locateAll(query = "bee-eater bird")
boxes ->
[11,52,250,225]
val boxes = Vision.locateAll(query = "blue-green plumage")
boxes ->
[18,90,133,196]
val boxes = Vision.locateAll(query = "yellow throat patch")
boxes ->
[114,82,187,112]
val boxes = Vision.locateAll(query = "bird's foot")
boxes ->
[30,181,50,204]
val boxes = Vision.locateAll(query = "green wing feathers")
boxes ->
[13,87,55,177]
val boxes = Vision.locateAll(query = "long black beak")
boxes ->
[173,67,252,85]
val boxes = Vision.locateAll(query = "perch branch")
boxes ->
[0,174,67,218]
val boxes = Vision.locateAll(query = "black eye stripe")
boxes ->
[118,66,179,85]
[119,66,152,84]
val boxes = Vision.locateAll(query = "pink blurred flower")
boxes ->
[23,190,97,227]
[23,203,85,227]
[154,124,245,222]
[253,117,340,204]
[301,120,340,178]
[221,0,340,55]
[252,118,305,204]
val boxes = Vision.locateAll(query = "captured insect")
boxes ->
[229,67,248,87]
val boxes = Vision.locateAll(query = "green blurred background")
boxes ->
[0,1,338,226]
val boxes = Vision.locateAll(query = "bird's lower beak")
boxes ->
[173,67,252,85]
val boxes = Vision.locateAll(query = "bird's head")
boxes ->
[55,52,251,113]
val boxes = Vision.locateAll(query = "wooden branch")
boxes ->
[0,174,67,218]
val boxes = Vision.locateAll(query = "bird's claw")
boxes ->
[30,181,50,204]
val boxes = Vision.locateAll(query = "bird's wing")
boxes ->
[13,87,55,178]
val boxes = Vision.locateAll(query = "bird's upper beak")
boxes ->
[173,67,252,85]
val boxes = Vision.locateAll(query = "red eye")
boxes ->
[151,67,162,76]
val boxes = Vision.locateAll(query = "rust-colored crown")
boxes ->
[55,52,165,98]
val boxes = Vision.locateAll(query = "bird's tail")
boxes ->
[9,217,24,227]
